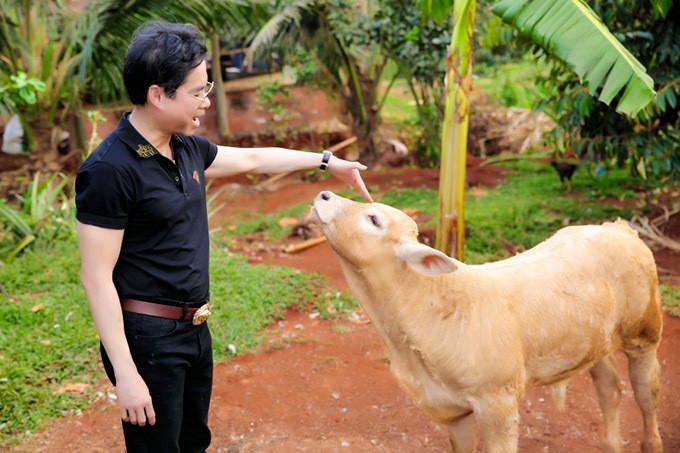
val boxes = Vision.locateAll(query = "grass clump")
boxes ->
[208,251,353,357]
[0,236,99,446]
[661,285,680,317]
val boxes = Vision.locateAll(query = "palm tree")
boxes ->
[248,0,395,164]
[76,0,257,141]
[76,0,255,104]
[425,0,660,259]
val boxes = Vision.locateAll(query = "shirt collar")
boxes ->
[115,111,186,159]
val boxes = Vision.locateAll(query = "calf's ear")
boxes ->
[395,242,458,276]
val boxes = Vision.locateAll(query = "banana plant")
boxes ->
[434,0,475,260]
[422,0,660,260]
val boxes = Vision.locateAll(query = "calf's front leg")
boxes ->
[447,412,477,452]
[474,392,521,453]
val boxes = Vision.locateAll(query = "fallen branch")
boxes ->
[628,215,680,253]
[258,136,359,192]
[649,206,680,228]
[327,136,357,155]
[283,236,327,254]
[258,172,291,191]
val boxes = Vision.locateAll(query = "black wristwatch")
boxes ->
[320,150,333,171]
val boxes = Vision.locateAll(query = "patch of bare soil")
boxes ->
[13,162,680,453]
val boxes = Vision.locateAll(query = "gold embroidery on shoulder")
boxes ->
[136,144,156,158]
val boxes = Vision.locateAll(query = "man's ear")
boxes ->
[147,85,166,108]
[395,242,458,276]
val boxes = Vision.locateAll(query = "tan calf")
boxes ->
[311,191,663,453]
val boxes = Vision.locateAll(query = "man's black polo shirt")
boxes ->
[75,112,218,304]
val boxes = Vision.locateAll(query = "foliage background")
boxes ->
[535,0,680,182]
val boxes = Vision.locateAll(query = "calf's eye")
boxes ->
[368,214,381,227]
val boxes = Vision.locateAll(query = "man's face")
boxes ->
[165,60,212,135]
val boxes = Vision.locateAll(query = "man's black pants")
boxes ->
[101,311,213,453]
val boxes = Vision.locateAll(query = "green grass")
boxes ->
[379,57,548,124]
[208,252,355,356]
[221,202,312,241]
[465,159,637,263]
[379,187,440,218]
[0,235,97,445]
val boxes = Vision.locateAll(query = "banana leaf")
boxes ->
[491,0,656,116]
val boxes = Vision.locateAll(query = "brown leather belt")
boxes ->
[122,299,211,324]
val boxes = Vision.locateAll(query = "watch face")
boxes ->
[320,151,332,170]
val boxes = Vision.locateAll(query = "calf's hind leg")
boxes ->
[589,355,623,452]
[626,345,662,453]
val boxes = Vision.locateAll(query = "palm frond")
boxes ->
[249,0,317,57]
[76,0,253,103]
[491,0,656,116]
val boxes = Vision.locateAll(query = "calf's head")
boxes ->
[311,191,457,276]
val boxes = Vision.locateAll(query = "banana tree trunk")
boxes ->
[211,33,230,140]
[435,0,475,261]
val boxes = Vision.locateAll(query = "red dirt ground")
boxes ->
[13,165,680,453]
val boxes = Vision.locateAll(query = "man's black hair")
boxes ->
[123,21,208,105]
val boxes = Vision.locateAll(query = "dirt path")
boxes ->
[15,166,680,452]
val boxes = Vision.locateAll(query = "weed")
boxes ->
[661,285,680,317]
[0,172,73,261]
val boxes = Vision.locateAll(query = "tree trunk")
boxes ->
[211,33,231,141]
[351,103,380,165]
[343,63,381,165]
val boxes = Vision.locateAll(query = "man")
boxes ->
[75,21,372,452]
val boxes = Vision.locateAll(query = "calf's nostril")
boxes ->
[321,191,330,201]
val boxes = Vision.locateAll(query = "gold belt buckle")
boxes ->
[192,303,212,325]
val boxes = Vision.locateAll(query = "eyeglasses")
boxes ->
[170,81,214,102]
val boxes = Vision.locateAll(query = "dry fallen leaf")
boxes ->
[55,383,89,394]
[278,217,299,228]
[31,304,43,312]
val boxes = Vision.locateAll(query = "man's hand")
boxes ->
[115,371,156,426]
[77,221,156,426]
[328,158,373,203]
